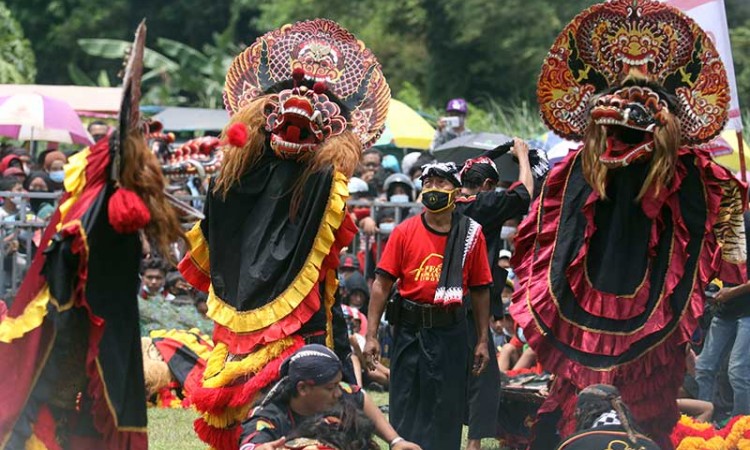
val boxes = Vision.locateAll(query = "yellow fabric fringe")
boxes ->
[149,328,213,362]
[202,404,251,429]
[203,337,296,389]
[324,269,337,349]
[0,287,52,343]
[206,171,349,333]
[185,222,210,275]
[23,433,48,450]
[57,148,90,228]
[0,148,93,344]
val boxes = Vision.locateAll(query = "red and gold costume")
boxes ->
[178,19,390,450]
[0,22,184,450]
[511,1,747,447]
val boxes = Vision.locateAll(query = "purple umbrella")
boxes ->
[0,93,93,145]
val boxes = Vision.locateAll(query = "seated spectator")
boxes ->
[342,271,369,310]
[140,257,170,300]
[491,301,515,351]
[677,348,714,422]
[498,326,537,373]
[343,304,387,389]
[555,384,660,450]
[239,344,419,450]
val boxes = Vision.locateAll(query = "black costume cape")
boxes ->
[0,136,147,450]
[179,150,356,450]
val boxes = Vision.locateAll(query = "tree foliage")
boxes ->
[0,1,36,83]
[6,0,750,130]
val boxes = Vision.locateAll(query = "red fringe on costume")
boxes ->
[510,148,747,447]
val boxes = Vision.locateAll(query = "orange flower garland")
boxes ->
[671,415,750,450]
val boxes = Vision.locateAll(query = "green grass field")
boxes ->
[148,391,502,449]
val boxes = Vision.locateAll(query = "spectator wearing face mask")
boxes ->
[0,177,26,295]
[23,172,56,221]
[87,120,110,143]
[43,151,68,191]
[358,173,416,238]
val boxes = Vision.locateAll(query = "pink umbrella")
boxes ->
[0,93,93,145]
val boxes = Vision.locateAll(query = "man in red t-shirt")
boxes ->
[363,162,492,450]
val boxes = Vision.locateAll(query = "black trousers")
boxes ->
[465,312,501,439]
[389,318,468,450]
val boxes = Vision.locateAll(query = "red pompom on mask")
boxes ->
[108,188,151,234]
[226,123,249,147]
[292,67,306,84]
[313,82,327,95]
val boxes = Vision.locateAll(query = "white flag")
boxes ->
[663,0,743,130]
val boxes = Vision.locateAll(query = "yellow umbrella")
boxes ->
[712,129,750,173]
[374,99,435,150]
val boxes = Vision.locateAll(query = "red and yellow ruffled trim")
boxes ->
[0,148,94,344]
[0,287,51,344]
[150,328,213,362]
[179,223,211,292]
[203,336,296,389]
[205,171,349,333]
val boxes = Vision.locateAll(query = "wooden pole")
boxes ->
[739,130,747,183]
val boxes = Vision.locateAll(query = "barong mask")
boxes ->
[591,83,671,168]
[224,19,390,160]
[538,0,729,148]
[264,70,347,159]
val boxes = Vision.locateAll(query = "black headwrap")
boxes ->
[280,344,343,386]
[576,384,639,443]
[419,162,462,187]
[460,156,499,182]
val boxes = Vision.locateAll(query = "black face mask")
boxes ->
[421,188,455,212]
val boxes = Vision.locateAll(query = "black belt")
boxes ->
[397,297,462,329]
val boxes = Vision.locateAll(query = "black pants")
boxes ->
[390,318,468,450]
[465,312,501,439]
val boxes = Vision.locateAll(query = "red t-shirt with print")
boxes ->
[376,213,492,305]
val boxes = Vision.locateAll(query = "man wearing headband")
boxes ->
[363,162,493,450]
[456,137,533,450]
[556,384,660,450]
[239,345,420,450]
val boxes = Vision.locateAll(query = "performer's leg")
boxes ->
[420,321,468,450]
[467,331,500,444]
[695,316,736,403]
[728,316,750,416]
[388,325,420,441]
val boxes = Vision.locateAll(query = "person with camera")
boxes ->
[431,98,471,150]
[363,162,492,450]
